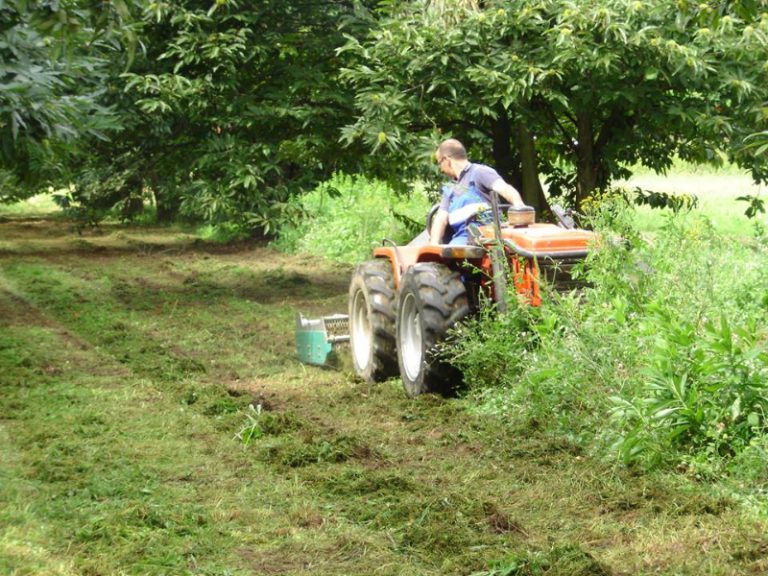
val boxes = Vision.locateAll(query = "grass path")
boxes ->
[1,218,767,575]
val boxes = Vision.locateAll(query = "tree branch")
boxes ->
[594,108,635,157]
[538,97,577,155]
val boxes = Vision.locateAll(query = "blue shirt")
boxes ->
[438,163,502,212]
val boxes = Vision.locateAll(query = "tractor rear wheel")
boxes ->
[348,260,398,382]
[396,263,469,396]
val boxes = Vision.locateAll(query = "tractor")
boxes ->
[348,196,595,397]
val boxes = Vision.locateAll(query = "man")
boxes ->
[430,138,526,245]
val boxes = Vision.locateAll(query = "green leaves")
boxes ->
[0,0,126,191]
[53,0,379,228]
[611,278,768,467]
[737,194,766,218]
[342,0,768,206]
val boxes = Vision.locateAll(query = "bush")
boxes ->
[273,173,432,263]
[452,197,768,473]
[197,222,250,243]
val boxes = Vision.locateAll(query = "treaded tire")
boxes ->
[396,263,469,396]
[348,259,398,382]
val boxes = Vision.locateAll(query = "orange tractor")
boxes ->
[348,200,595,396]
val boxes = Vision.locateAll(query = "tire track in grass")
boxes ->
[1,260,209,385]
[0,269,346,575]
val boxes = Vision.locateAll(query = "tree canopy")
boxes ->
[2,0,767,222]
[0,0,132,201]
[342,0,768,208]
[63,0,377,226]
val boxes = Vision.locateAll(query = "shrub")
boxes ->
[197,222,250,243]
[452,197,768,473]
[273,173,432,263]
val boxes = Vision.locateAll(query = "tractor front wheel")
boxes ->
[348,260,398,382]
[396,263,469,396]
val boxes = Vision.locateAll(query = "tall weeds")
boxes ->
[453,199,768,475]
[273,173,431,263]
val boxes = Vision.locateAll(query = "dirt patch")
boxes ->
[484,503,529,537]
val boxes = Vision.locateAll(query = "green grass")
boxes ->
[0,193,62,218]
[2,181,768,575]
[619,171,764,236]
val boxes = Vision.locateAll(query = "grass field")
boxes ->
[1,179,767,575]
[622,172,764,235]
[0,193,62,218]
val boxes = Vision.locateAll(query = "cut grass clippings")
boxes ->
[1,215,767,575]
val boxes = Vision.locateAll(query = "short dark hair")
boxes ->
[437,138,467,160]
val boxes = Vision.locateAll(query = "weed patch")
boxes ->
[454,203,768,480]
[273,173,432,263]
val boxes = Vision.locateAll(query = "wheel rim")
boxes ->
[400,292,423,381]
[351,289,372,370]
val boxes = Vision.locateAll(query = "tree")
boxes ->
[341,0,768,208]
[67,0,378,228]
[0,0,132,202]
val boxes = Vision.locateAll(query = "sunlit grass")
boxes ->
[2,178,768,575]
[0,193,62,218]
[621,172,765,236]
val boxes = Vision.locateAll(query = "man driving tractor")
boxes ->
[430,138,527,245]
[348,137,593,395]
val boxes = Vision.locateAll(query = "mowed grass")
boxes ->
[1,188,768,575]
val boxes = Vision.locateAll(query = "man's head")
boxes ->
[436,138,468,178]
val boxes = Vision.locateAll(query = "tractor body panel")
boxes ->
[496,223,594,254]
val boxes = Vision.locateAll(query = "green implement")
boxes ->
[296,313,349,366]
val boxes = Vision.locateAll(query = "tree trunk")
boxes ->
[516,122,549,213]
[575,110,599,207]
[154,177,181,223]
[490,109,521,191]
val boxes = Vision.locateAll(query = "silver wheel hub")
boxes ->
[400,293,423,381]
[351,289,372,370]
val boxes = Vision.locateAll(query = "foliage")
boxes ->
[60,0,379,229]
[741,129,768,156]
[737,194,766,218]
[196,221,250,243]
[453,199,768,472]
[611,309,768,467]
[6,0,767,231]
[341,0,768,207]
[274,173,432,263]
[633,188,699,213]
[0,0,134,200]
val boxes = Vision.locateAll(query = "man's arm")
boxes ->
[429,209,449,245]
[490,178,525,207]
